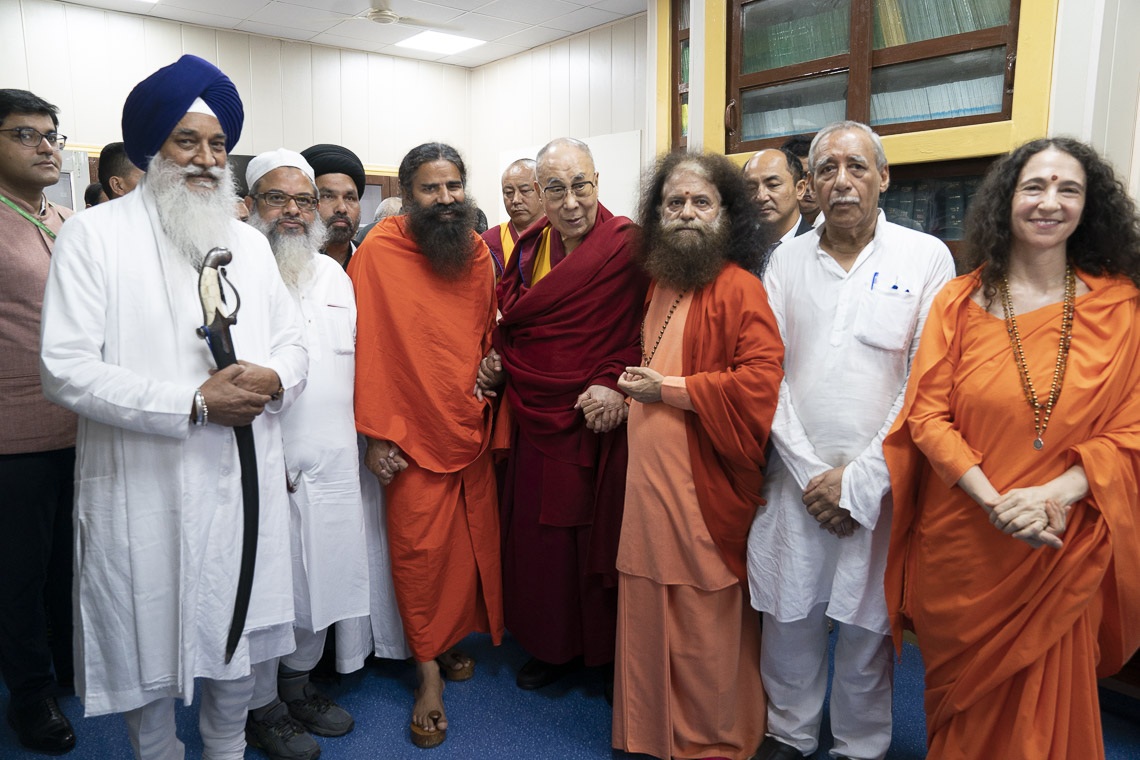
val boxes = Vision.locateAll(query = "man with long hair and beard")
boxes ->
[241,149,370,760]
[39,56,307,760]
[348,142,503,750]
[612,152,784,760]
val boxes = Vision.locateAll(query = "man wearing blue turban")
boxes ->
[40,56,308,760]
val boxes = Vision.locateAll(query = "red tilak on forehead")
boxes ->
[1052,175,1058,181]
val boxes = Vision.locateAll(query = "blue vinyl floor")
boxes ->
[2,631,1139,759]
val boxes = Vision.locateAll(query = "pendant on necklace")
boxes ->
[1033,437,1044,450]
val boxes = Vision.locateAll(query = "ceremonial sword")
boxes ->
[196,247,260,664]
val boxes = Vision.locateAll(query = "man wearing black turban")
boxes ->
[40,55,308,760]
[301,144,366,270]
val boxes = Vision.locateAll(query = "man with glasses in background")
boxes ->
[0,88,77,756]
[481,137,648,700]
[482,158,543,281]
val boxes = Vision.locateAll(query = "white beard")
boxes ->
[248,208,327,290]
[147,154,238,271]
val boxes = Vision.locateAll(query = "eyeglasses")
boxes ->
[255,191,318,211]
[542,181,595,203]
[1,127,67,150]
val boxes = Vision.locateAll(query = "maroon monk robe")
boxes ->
[493,204,649,666]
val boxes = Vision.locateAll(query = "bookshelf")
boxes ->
[878,156,995,268]
[672,0,691,149]
[716,0,1033,156]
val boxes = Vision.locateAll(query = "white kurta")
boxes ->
[280,255,370,640]
[747,212,954,635]
[40,179,308,716]
[336,439,412,666]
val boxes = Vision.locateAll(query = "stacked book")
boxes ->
[873,0,1011,48]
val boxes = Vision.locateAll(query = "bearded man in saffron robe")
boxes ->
[614,151,783,760]
[481,137,649,695]
[349,142,503,750]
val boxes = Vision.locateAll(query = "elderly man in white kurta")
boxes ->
[240,150,371,760]
[39,56,307,760]
[747,121,955,760]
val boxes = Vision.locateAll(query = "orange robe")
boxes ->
[884,271,1140,759]
[349,215,504,661]
[614,265,783,760]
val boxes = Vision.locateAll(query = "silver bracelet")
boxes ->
[194,389,208,426]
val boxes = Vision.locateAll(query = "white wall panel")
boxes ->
[310,45,342,144]
[181,25,219,64]
[567,35,591,138]
[0,0,30,91]
[216,31,252,155]
[338,49,369,157]
[529,46,552,143]
[22,0,72,122]
[281,42,314,152]
[467,15,648,225]
[250,36,284,153]
[365,53,394,166]
[64,4,110,143]
[142,17,182,73]
[588,28,612,135]
[611,19,636,134]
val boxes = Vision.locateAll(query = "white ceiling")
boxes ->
[66,0,647,67]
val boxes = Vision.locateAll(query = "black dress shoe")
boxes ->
[7,695,76,755]
[753,735,808,760]
[515,656,579,690]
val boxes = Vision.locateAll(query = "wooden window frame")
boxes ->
[725,0,1022,154]
[672,0,691,150]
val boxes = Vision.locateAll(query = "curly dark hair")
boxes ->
[637,151,769,273]
[966,137,1140,302]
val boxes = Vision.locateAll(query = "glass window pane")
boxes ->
[741,0,850,75]
[879,174,983,240]
[681,39,690,86]
[870,48,1005,126]
[678,0,690,31]
[681,93,690,139]
[873,0,1011,49]
[740,73,848,141]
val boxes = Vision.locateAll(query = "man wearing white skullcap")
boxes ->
[240,150,371,760]
[40,58,308,760]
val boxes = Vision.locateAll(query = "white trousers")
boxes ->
[250,626,328,709]
[123,675,254,760]
[761,603,893,760]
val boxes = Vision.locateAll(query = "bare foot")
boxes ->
[436,648,475,680]
[412,660,447,734]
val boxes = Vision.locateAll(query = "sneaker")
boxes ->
[246,701,320,760]
[286,684,354,737]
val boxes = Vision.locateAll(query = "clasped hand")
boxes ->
[986,486,1069,549]
[575,384,627,433]
[803,466,859,538]
[364,437,408,486]
[474,348,505,401]
[199,361,281,427]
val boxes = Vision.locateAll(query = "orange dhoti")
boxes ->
[385,451,502,661]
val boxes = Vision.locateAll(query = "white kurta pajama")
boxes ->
[279,254,370,649]
[40,179,308,718]
[748,213,953,758]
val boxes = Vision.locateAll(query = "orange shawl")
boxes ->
[680,264,784,584]
[349,215,497,471]
[884,270,1140,756]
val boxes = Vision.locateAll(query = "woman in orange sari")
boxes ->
[884,138,1140,759]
